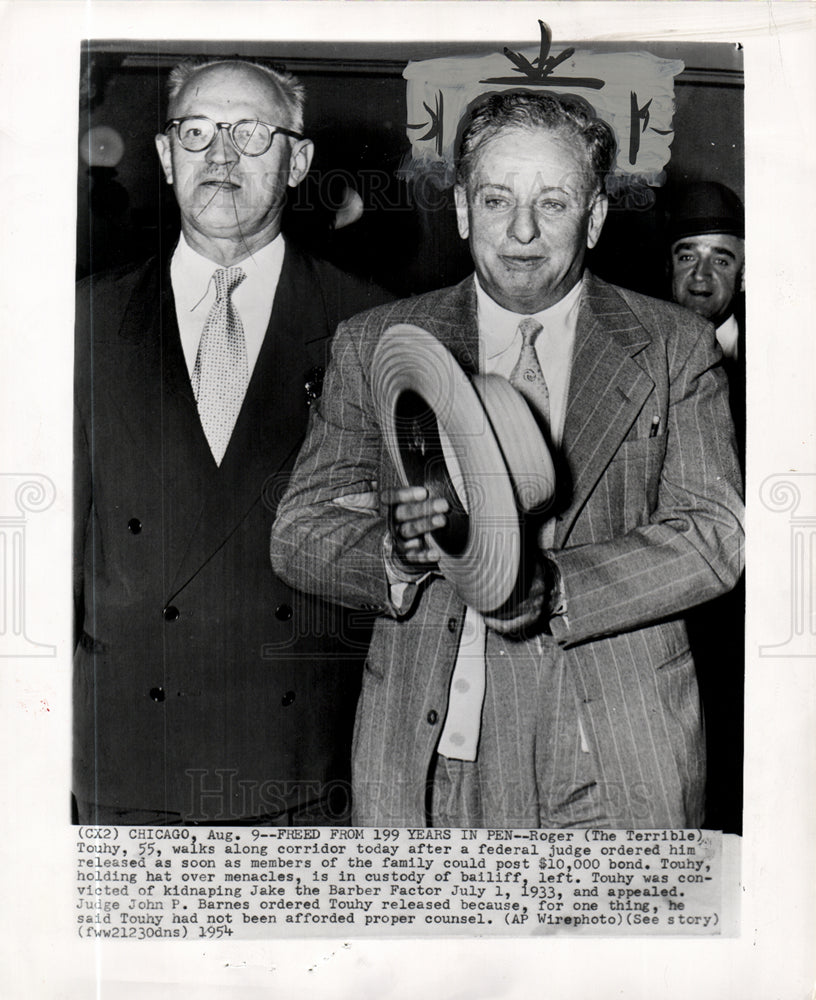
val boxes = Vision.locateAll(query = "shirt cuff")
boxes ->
[382,532,432,617]
[544,553,569,632]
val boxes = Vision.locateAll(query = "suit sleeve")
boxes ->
[271,317,395,613]
[550,319,744,646]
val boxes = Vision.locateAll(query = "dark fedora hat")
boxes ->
[668,181,744,243]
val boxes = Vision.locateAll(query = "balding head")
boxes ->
[155,58,313,265]
[167,59,305,133]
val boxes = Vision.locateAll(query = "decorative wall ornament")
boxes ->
[402,22,684,192]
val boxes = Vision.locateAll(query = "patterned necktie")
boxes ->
[191,267,248,465]
[509,317,550,429]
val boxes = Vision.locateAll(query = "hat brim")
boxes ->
[670,216,744,242]
[372,323,554,613]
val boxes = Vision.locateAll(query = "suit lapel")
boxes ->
[426,278,480,375]
[430,275,655,550]
[168,245,327,596]
[214,245,320,514]
[106,255,214,549]
[554,275,654,546]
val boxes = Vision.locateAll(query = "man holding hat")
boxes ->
[272,92,743,830]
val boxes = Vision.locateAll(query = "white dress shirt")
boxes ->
[475,274,582,447]
[716,313,739,361]
[171,232,285,381]
[437,274,584,761]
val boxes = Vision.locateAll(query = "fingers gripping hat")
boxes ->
[371,324,555,614]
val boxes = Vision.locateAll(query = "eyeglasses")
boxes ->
[163,117,303,157]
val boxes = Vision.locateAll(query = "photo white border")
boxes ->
[1,2,814,996]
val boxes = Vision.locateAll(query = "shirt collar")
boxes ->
[475,274,585,360]
[171,232,285,313]
[714,312,740,361]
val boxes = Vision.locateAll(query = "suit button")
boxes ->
[163,606,179,622]
[149,687,165,702]
[275,604,293,621]
[427,710,438,725]
[447,618,458,633]
[127,518,142,534]
[281,690,296,707]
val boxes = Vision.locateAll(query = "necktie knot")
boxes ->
[517,316,543,348]
[213,266,246,301]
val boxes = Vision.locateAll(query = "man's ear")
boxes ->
[586,192,608,249]
[154,133,173,185]
[287,138,314,189]
[454,184,470,240]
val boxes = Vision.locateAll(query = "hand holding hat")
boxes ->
[372,324,557,615]
[386,484,448,568]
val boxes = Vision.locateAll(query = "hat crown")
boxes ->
[669,181,744,242]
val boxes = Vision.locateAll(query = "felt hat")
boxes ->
[668,182,744,243]
[371,324,555,613]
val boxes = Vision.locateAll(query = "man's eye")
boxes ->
[714,258,733,268]
[484,196,510,209]
[677,254,695,263]
[539,200,566,212]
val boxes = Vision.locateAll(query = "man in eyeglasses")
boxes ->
[73,58,388,825]
[155,61,314,267]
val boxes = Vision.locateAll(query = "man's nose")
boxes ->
[692,255,713,280]
[205,129,240,166]
[508,205,539,244]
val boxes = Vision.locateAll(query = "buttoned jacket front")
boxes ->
[74,243,387,819]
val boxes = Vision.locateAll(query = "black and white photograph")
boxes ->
[73,27,744,834]
[2,1,815,996]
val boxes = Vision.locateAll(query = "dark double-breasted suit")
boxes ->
[271,273,744,829]
[74,242,388,822]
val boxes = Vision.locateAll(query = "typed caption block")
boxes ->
[75,826,723,939]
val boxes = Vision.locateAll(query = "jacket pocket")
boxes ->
[592,436,666,533]
[654,645,694,671]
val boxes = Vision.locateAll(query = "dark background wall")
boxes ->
[77,38,743,300]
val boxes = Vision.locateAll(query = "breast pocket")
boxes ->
[599,435,667,532]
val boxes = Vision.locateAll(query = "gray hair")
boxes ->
[167,58,305,133]
[455,90,617,197]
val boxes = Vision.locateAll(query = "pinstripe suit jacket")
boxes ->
[271,273,744,828]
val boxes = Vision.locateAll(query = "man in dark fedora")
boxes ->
[668,181,744,354]
[73,58,388,825]
[272,91,743,830]
[667,181,746,833]
[668,182,745,452]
